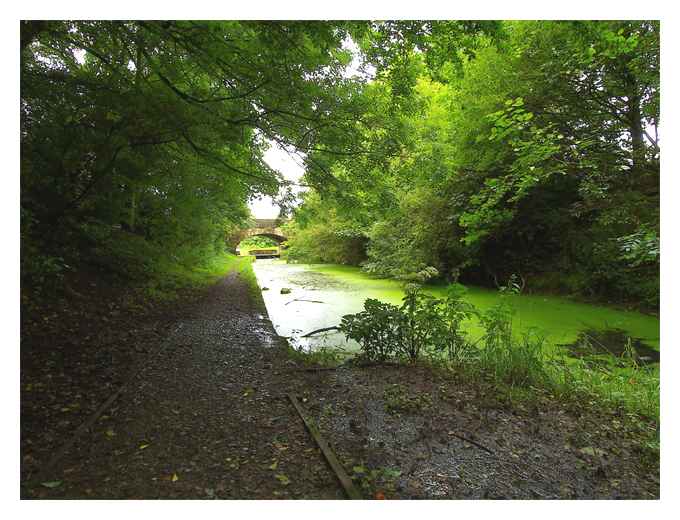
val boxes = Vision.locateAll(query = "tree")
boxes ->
[286,20,660,308]
[21,21,371,280]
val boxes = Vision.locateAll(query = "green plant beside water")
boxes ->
[312,263,659,351]
[338,281,659,423]
[238,235,280,256]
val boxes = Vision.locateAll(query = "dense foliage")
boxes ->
[20,20,372,287]
[21,21,659,308]
[20,20,659,479]
[239,236,279,249]
[282,192,368,264]
[340,283,477,364]
[286,21,660,309]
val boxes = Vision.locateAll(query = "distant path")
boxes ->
[23,272,342,499]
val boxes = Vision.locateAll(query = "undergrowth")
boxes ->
[92,229,260,302]
[141,251,249,301]
[338,280,660,426]
[22,219,257,304]
[228,255,262,303]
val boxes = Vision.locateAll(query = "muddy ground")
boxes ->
[20,269,659,499]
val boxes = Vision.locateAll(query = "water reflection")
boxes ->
[252,259,365,351]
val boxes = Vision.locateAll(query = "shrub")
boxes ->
[397,284,439,362]
[339,298,404,362]
[429,284,478,362]
[339,283,477,364]
[338,280,658,422]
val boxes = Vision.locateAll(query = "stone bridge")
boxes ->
[229,218,288,249]
[241,218,288,243]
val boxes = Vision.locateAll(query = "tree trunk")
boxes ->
[625,73,645,173]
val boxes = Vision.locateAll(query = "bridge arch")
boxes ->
[231,219,288,257]
[240,218,287,243]
[241,230,287,243]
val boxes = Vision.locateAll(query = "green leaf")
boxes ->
[275,473,291,485]
[41,481,62,488]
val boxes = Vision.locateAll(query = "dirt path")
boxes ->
[295,365,659,499]
[21,270,659,499]
[22,272,342,499]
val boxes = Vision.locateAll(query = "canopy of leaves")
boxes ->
[286,20,659,309]
[21,20,372,280]
[21,20,659,308]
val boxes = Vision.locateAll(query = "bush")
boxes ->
[21,207,71,293]
[339,298,403,362]
[283,203,368,265]
[429,284,478,362]
[339,283,477,364]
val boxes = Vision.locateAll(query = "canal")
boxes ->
[252,259,660,356]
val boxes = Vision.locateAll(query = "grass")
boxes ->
[461,339,660,422]
[226,254,262,301]
[142,251,260,303]
[440,354,660,468]
[79,229,257,302]
[417,308,660,424]
[548,357,660,421]
[402,321,659,466]
[284,344,351,367]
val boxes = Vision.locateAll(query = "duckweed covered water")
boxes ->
[252,260,659,354]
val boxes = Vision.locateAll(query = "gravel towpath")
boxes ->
[22,272,342,499]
